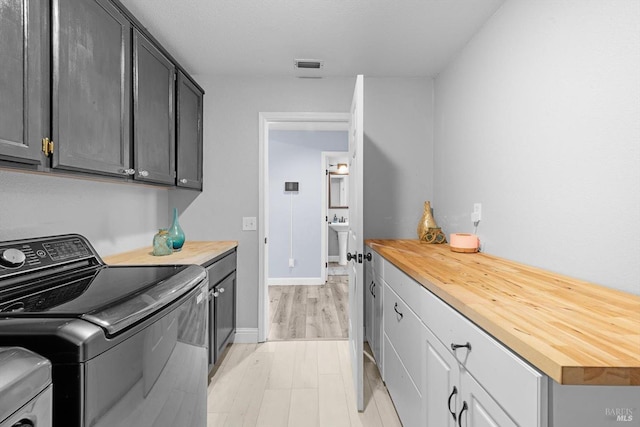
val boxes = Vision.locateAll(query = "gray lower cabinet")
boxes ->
[205,249,237,377]
[0,0,47,168]
[176,71,203,190]
[133,29,176,185]
[52,0,131,176]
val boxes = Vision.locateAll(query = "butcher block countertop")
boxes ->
[103,241,238,267]
[366,239,640,386]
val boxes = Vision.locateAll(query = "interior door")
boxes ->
[347,74,364,411]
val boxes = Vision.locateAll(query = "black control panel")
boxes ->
[0,235,101,279]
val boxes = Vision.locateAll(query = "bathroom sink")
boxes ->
[329,222,349,233]
[329,223,349,265]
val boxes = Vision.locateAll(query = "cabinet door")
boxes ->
[425,326,459,427]
[371,274,383,366]
[133,29,175,185]
[384,335,424,427]
[459,372,517,427]
[176,71,203,189]
[0,0,47,167]
[214,272,236,360]
[208,289,215,371]
[364,256,373,346]
[52,0,131,176]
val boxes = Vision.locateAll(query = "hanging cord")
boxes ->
[289,191,294,264]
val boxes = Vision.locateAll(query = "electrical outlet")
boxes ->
[471,203,482,223]
[242,217,257,231]
[288,258,295,267]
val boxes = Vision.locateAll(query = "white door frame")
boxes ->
[258,112,350,342]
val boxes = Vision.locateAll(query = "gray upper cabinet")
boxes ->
[0,0,48,168]
[2,0,203,185]
[176,72,203,190]
[133,29,176,185]
[51,0,131,177]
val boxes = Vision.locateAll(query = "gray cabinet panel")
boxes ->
[214,272,235,360]
[0,0,47,166]
[52,0,131,176]
[176,72,203,190]
[133,29,175,185]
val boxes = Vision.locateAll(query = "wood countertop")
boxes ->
[365,239,640,386]
[103,241,238,267]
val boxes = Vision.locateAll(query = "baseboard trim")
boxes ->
[233,328,258,343]
[268,277,324,286]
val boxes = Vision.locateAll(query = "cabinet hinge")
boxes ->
[325,169,328,176]
[41,138,54,156]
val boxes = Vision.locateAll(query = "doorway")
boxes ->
[258,113,350,342]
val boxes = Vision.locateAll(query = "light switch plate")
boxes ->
[242,217,257,231]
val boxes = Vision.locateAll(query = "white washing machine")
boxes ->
[0,347,52,427]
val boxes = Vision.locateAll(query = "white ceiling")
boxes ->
[119,0,505,78]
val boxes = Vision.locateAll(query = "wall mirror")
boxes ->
[329,173,348,208]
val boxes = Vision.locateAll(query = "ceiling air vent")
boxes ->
[294,59,324,70]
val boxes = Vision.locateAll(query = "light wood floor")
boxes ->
[207,341,402,427]
[268,275,348,341]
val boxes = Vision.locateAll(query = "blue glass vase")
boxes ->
[168,208,185,251]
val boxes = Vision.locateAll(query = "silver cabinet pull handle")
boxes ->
[138,170,149,177]
[179,178,188,184]
[219,287,225,293]
[121,168,135,175]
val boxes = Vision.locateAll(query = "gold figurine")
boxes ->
[417,201,447,244]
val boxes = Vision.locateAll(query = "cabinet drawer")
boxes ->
[384,335,424,427]
[383,284,425,395]
[383,260,426,316]
[371,249,384,277]
[205,251,236,284]
[423,290,545,427]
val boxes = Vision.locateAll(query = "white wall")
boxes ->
[434,0,640,294]
[0,170,169,255]
[268,130,348,280]
[169,75,435,332]
[168,76,355,331]
[364,77,435,239]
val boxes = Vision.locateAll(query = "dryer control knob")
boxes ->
[0,248,26,268]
